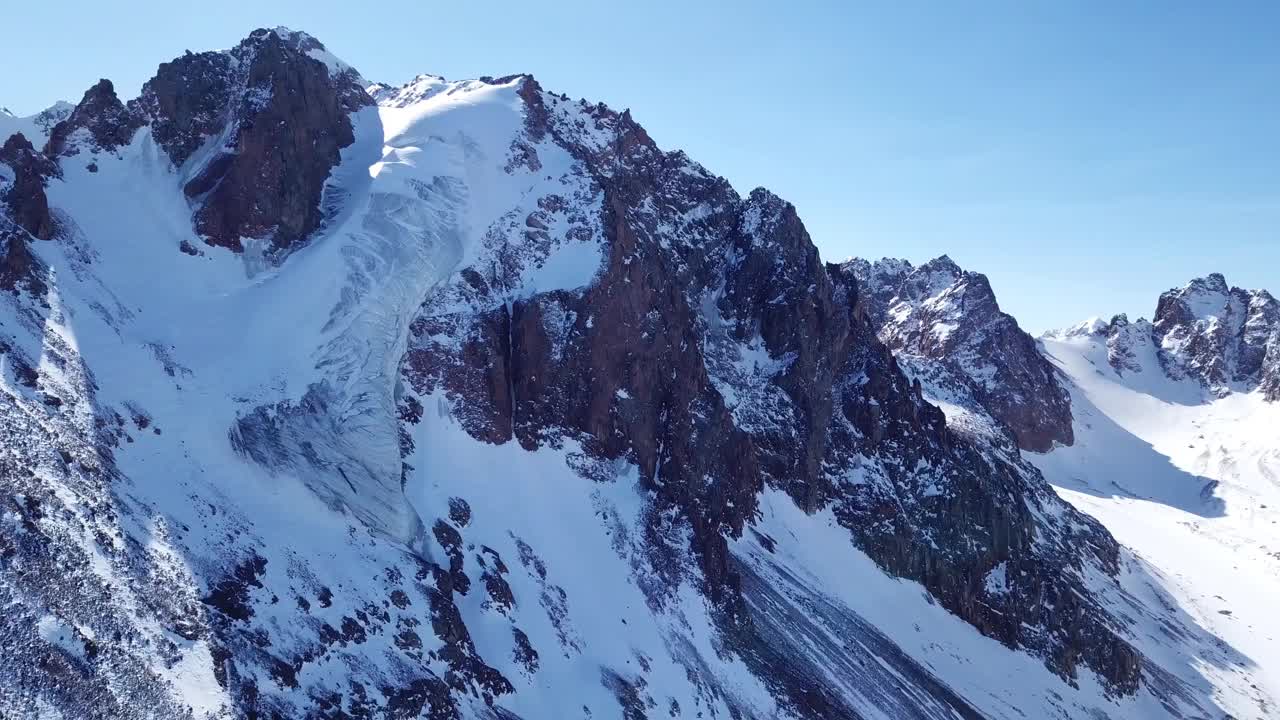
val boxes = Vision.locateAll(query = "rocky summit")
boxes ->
[1051,274,1280,403]
[1151,273,1280,400]
[1,27,1277,720]
[844,256,1074,452]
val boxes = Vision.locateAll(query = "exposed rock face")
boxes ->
[845,256,1074,452]
[1049,276,1280,403]
[1239,293,1280,389]
[1153,274,1280,400]
[0,133,58,240]
[0,133,56,294]
[828,265,1135,692]
[1261,334,1280,401]
[134,52,237,168]
[402,77,1140,705]
[1102,314,1157,375]
[404,81,768,608]
[0,226,45,295]
[44,79,142,157]
[134,28,373,253]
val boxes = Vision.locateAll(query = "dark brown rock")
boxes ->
[447,497,471,527]
[200,554,268,623]
[133,51,236,167]
[846,256,1074,452]
[44,80,143,158]
[1,133,58,240]
[0,227,46,295]
[0,133,57,294]
[829,264,1138,690]
[137,29,375,253]
[511,627,539,674]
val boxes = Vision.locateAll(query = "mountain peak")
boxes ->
[1197,272,1230,293]
[0,129,58,241]
[1160,272,1230,303]
[922,253,961,274]
[260,25,319,44]
[128,28,374,254]
[239,26,322,54]
[367,73,536,109]
[1,131,36,155]
[1049,316,1109,338]
[238,27,365,85]
[1148,272,1279,398]
[43,78,141,157]
[0,101,74,156]
[851,254,1073,451]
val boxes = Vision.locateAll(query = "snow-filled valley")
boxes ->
[2,26,1278,720]
[1034,327,1280,720]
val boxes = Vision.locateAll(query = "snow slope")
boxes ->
[0,102,74,147]
[867,263,1279,720]
[1034,327,1280,720]
[8,71,608,711]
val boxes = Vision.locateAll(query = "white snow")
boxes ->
[518,231,604,297]
[733,490,1190,719]
[4,68,613,716]
[1035,329,1280,718]
[29,71,608,549]
[982,561,1009,595]
[0,101,74,147]
[404,390,790,719]
[36,615,85,658]
[1049,316,1108,338]
[699,284,796,431]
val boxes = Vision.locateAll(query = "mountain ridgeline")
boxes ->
[1,27,1272,720]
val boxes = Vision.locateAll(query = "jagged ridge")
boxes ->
[0,27,1241,720]
[844,255,1075,452]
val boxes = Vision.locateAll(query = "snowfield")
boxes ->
[1034,329,1280,719]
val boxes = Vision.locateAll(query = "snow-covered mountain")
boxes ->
[853,259,1280,719]
[845,256,1074,452]
[1,27,1275,720]
[1035,281,1280,720]
[0,101,74,150]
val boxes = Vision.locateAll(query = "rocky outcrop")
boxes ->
[0,226,45,295]
[1261,334,1280,401]
[831,263,1137,692]
[404,83,766,608]
[134,51,237,168]
[1153,274,1280,400]
[845,256,1074,452]
[0,133,56,294]
[1105,313,1157,375]
[0,133,57,240]
[134,28,373,254]
[1051,276,1280,402]
[29,29,372,257]
[44,79,142,158]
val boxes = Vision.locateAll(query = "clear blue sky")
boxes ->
[3,2,1277,332]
